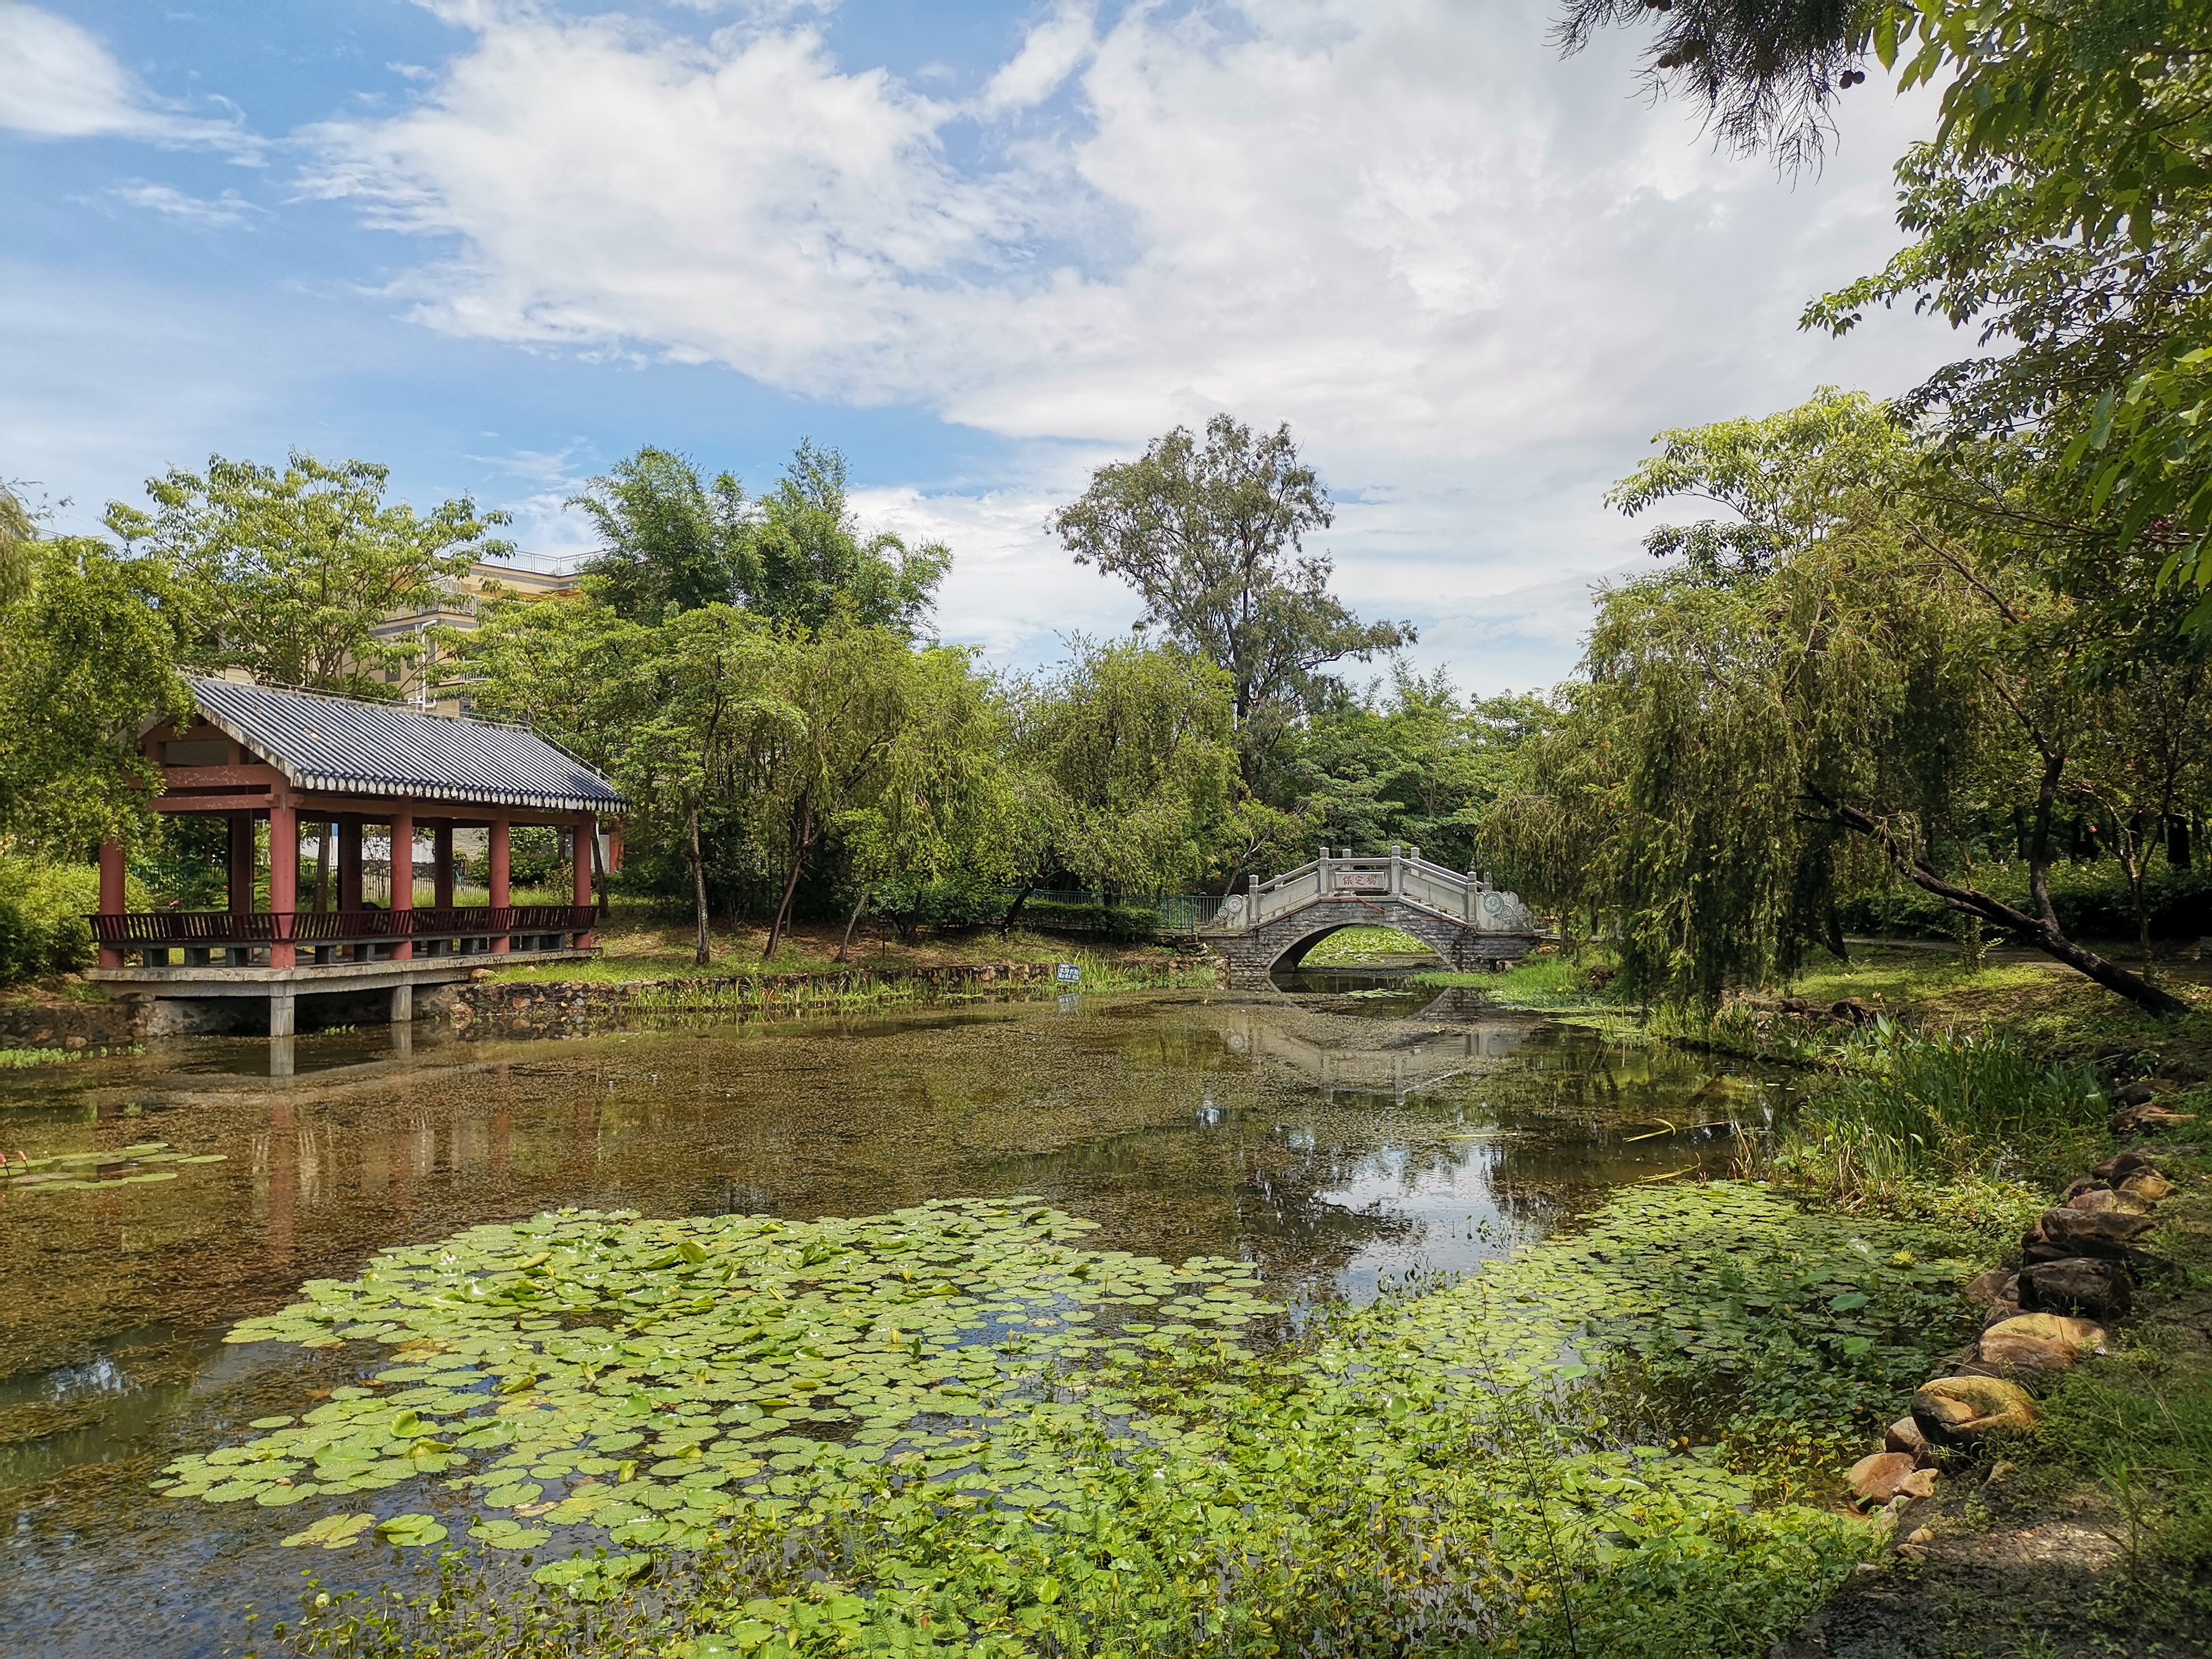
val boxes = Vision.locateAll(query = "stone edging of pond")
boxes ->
[1839,1124,2199,1539]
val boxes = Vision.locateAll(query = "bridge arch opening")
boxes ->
[1286,925,1449,972]
[1269,922,1457,979]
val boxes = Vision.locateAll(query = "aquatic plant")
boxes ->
[0,1139,225,1193]
[194,1183,1979,1658]
[1770,1026,2107,1214]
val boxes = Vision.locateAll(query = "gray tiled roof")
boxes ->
[190,678,626,815]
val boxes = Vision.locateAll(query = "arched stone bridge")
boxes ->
[1202,848,1545,989]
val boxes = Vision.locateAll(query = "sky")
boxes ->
[0,0,1967,695]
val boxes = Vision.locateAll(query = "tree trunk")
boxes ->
[1000,885,1033,935]
[764,799,812,962]
[1823,901,1849,963]
[2169,813,2193,871]
[686,794,711,967]
[837,884,873,963]
[1832,802,2185,1017]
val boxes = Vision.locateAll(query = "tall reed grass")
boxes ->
[1766,1021,2107,1214]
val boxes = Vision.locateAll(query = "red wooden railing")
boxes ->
[90,907,597,947]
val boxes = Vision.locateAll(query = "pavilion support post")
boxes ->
[269,798,298,969]
[390,811,414,960]
[227,813,255,915]
[432,821,455,908]
[572,812,595,945]
[391,981,413,1024]
[97,840,126,968]
[489,815,510,953]
[270,990,295,1039]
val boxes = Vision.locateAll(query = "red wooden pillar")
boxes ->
[572,815,595,909]
[268,797,298,969]
[97,840,126,968]
[390,811,414,959]
[488,815,510,953]
[572,813,596,947]
[227,812,255,914]
[338,818,364,911]
[432,821,455,908]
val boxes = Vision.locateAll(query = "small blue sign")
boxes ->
[1055,962,1081,984]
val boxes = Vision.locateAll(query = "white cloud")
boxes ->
[291,0,1959,686]
[107,181,262,227]
[976,2,1094,116]
[0,3,257,151]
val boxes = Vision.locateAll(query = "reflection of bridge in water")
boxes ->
[1203,848,1547,988]
[1203,992,1538,1103]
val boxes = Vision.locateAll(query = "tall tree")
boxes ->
[108,452,510,696]
[464,598,801,965]
[572,442,951,637]
[1003,638,1238,904]
[751,441,951,637]
[569,447,752,624]
[1050,415,1411,777]
[1488,393,2193,1015]
[0,534,191,854]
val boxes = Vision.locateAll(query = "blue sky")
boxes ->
[2,1,1963,691]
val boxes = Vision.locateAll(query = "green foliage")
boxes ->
[1839,857,2212,945]
[1551,0,1881,168]
[1769,1024,2108,1214]
[572,444,948,637]
[1014,900,1160,943]
[1808,1,2212,607]
[108,451,508,696]
[1484,391,2198,1013]
[0,859,115,980]
[222,1184,1938,1659]
[1050,414,1410,776]
[1274,663,1550,870]
[1003,637,1237,899]
[0,535,190,854]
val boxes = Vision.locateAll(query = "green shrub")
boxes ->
[0,860,122,982]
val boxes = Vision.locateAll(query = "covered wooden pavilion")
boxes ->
[90,676,627,1037]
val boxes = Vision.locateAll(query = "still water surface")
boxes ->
[0,985,1787,1656]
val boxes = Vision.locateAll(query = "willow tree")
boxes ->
[1000,638,1238,910]
[1488,392,2192,1015]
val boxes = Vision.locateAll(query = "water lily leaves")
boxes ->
[0,1142,228,1193]
[375,1513,449,1547]
[280,1512,377,1550]
[469,1517,552,1550]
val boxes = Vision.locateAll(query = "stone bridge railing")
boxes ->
[1203,847,1541,935]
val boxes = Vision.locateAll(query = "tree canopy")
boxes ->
[107,451,510,696]
[573,441,950,637]
[1051,415,1410,778]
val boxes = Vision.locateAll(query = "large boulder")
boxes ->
[2119,1170,2177,1204]
[2066,1187,2152,1217]
[2017,1256,2133,1318]
[1847,1451,1920,1505]
[2093,1149,2161,1182]
[1963,1266,2018,1306]
[1975,1313,2107,1376]
[1885,1415,1929,1457]
[2110,1102,2196,1136]
[1912,1376,2038,1444]
[2026,1206,2154,1261]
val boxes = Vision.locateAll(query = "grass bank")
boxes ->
[482,901,1206,989]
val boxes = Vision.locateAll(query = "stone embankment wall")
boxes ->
[0,993,147,1051]
[447,961,1077,1040]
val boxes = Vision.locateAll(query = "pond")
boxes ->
[0,985,1791,1657]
